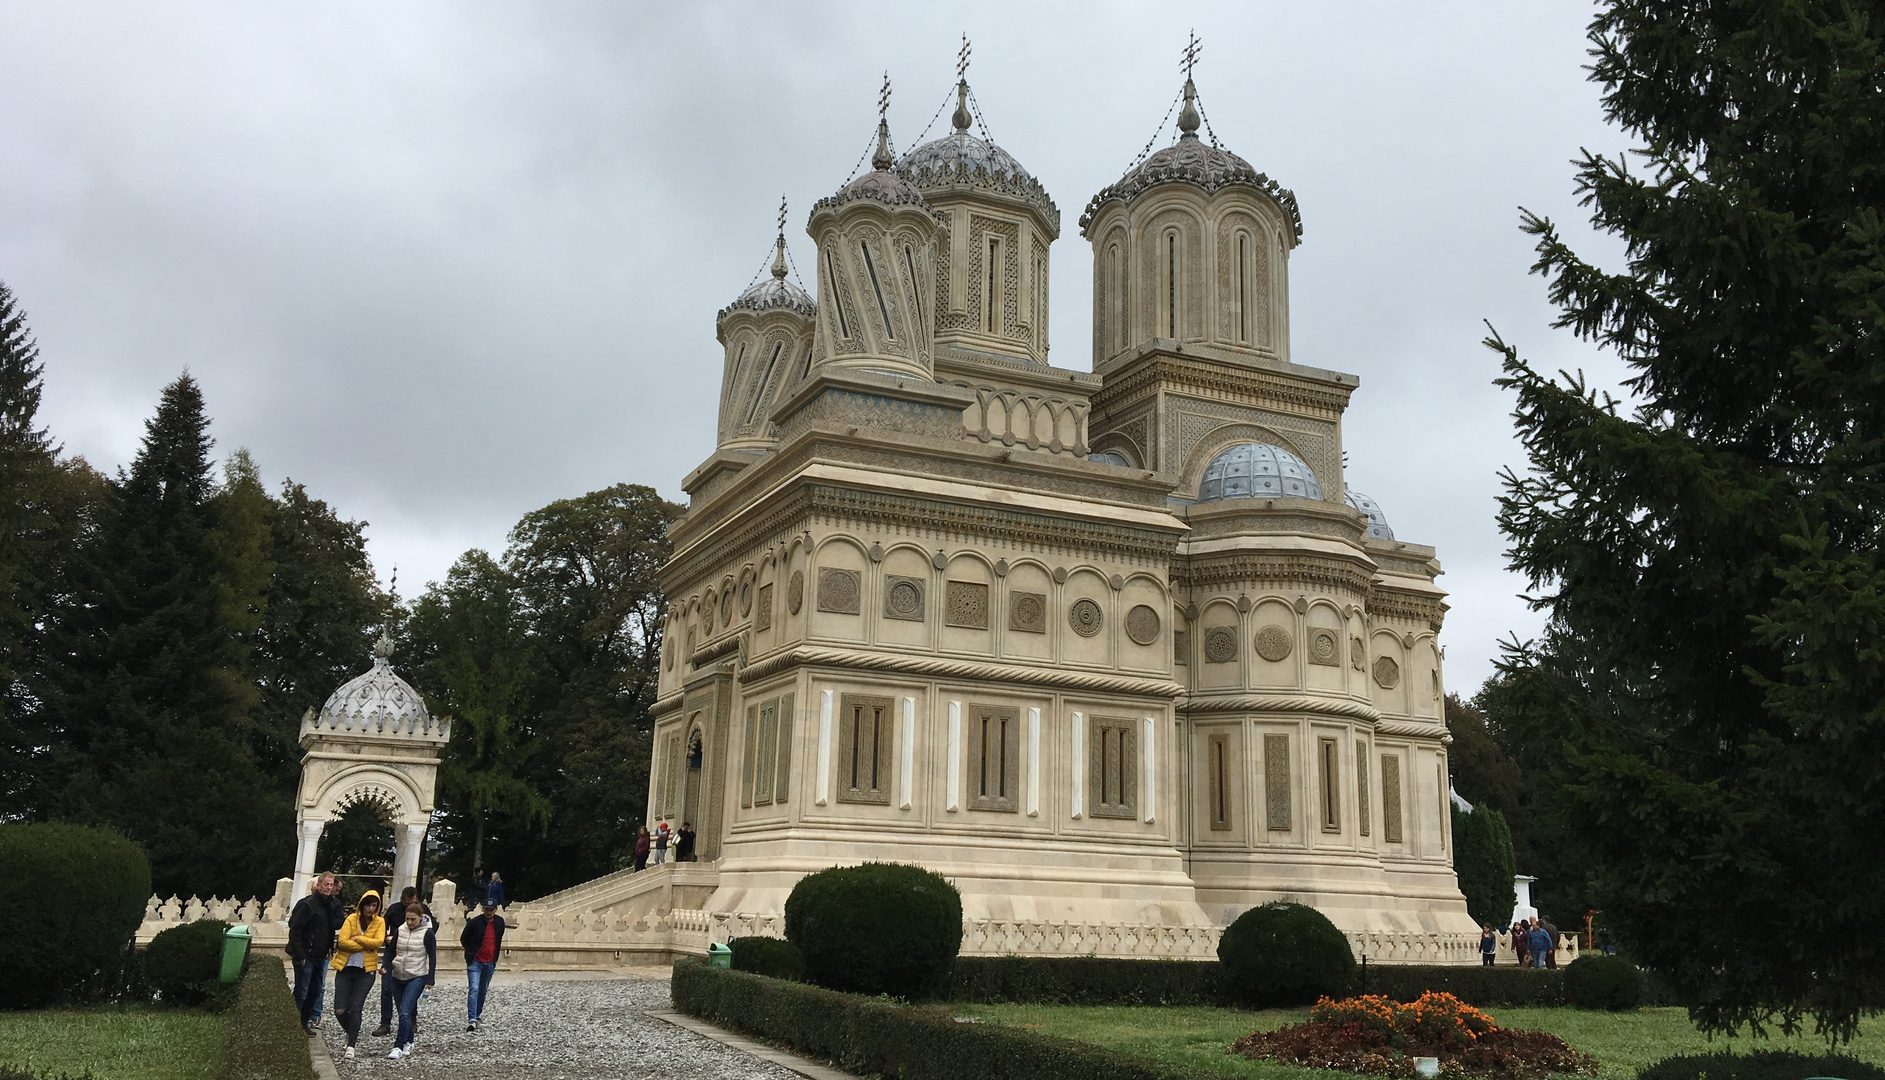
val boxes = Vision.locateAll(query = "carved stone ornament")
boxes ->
[1010,592,1047,633]
[993,558,1010,577]
[721,586,734,627]
[1373,655,1401,689]
[945,581,989,629]
[1109,573,1125,591]
[1203,627,1238,664]
[1350,635,1366,671]
[884,576,926,621]
[931,550,948,570]
[740,581,753,617]
[1254,625,1293,662]
[868,542,885,562]
[788,571,805,615]
[1068,598,1104,637]
[1308,628,1340,666]
[755,583,773,632]
[816,568,861,614]
[1125,604,1161,646]
[1052,567,1069,584]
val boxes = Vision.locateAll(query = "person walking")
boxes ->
[675,822,696,862]
[373,887,429,1038]
[633,827,651,872]
[1479,925,1498,966]
[1528,921,1553,970]
[460,898,506,1031]
[653,822,670,865]
[1540,917,1560,968]
[287,872,344,1034]
[1513,919,1532,968]
[484,871,505,911]
[381,901,437,1059]
[329,890,386,1059]
[1599,927,1615,956]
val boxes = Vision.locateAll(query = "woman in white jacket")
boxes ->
[381,903,437,1059]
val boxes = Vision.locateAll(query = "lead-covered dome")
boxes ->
[1344,490,1395,540]
[897,90,1060,236]
[719,239,815,322]
[305,632,445,740]
[1197,443,1323,502]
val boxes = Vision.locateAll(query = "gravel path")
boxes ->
[314,975,800,1079]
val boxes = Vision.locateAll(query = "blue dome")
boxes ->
[1344,490,1395,540]
[1198,444,1322,502]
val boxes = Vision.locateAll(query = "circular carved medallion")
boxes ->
[721,587,734,626]
[1309,628,1340,666]
[1125,604,1161,646]
[740,581,752,617]
[1374,655,1401,689]
[1350,635,1366,671]
[1255,624,1293,662]
[787,571,805,614]
[1203,627,1237,663]
[888,580,922,617]
[1068,598,1104,637]
[1010,592,1044,631]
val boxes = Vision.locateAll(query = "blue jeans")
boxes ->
[391,976,426,1047]
[466,961,495,1022]
[293,956,328,1026]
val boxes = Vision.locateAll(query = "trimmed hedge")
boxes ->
[0,823,150,1008]
[730,936,804,981]
[785,862,961,999]
[1358,962,1575,1007]
[672,959,1214,1080]
[145,919,230,1006]
[1638,1050,1885,1080]
[221,954,316,1080]
[1563,954,1644,1011]
[1217,903,1355,1006]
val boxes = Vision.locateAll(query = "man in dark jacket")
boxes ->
[460,900,506,1032]
[286,872,345,1033]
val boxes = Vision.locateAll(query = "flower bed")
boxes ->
[1230,992,1596,1079]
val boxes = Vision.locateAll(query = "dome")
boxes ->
[1344,490,1396,540]
[812,118,932,216]
[719,238,815,322]
[1197,443,1323,502]
[306,632,444,739]
[900,129,1030,181]
[894,83,1060,235]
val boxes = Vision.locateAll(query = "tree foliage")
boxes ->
[1451,803,1519,930]
[1490,0,1885,1040]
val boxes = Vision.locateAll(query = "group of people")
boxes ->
[286,871,510,1062]
[630,821,694,871]
[1477,917,1562,967]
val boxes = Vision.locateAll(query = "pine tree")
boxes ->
[0,281,54,731]
[1490,1,1885,1039]
[1450,804,1518,930]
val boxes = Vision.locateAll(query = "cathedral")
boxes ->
[645,58,1478,962]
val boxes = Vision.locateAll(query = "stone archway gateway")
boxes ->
[290,630,450,905]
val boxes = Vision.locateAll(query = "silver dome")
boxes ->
[900,130,1030,181]
[1344,490,1395,540]
[303,632,447,741]
[1197,443,1322,502]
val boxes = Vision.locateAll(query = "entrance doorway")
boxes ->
[680,728,704,857]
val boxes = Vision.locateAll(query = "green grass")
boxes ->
[0,1006,228,1080]
[950,1002,1885,1080]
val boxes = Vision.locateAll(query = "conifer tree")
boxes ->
[1489,0,1885,1039]
[0,282,53,729]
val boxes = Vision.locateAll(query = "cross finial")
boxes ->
[777,194,788,236]
[957,34,972,82]
[772,195,789,278]
[1181,29,1202,78]
[878,70,892,118]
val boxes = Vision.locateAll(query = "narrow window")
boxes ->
[1319,737,1341,833]
[1208,733,1232,831]
[969,704,1018,812]
[745,342,784,423]
[773,693,794,804]
[1106,244,1121,352]
[1237,234,1249,342]
[826,251,850,338]
[754,699,778,804]
[986,236,1000,333]
[1090,716,1136,819]
[1437,760,1448,850]
[1264,733,1291,831]
[904,246,921,330]
[1357,742,1371,836]
[1382,753,1404,843]
[837,695,893,805]
[1115,243,1128,350]
[741,706,758,807]
[860,242,894,340]
[1167,234,1177,338]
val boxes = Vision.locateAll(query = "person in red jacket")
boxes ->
[459,899,505,1032]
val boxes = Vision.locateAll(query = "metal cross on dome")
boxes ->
[777,194,788,235]
[958,34,972,81]
[1181,29,1202,76]
[878,70,892,117]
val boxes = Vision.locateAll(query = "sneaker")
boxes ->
[344,1046,355,1059]
[372,1024,392,1038]
[387,1046,404,1060]
[466,1021,476,1032]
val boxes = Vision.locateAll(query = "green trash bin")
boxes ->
[219,924,252,984]
[707,942,732,969]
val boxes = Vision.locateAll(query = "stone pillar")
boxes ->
[391,822,428,900]
[290,818,325,905]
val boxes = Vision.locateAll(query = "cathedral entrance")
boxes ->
[681,727,704,855]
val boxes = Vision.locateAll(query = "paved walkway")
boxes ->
[311,969,822,1079]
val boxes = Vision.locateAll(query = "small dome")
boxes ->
[308,633,443,739]
[828,167,929,209]
[1344,490,1396,540]
[719,239,815,322]
[901,129,1030,181]
[1197,443,1323,502]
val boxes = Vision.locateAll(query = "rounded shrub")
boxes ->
[784,862,962,999]
[1217,901,1356,1006]
[143,919,229,1005]
[1563,953,1643,1011]
[1638,1050,1885,1080]
[0,823,151,1008]
[730,936,804,981]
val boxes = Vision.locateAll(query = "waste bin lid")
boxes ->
[707,942,731,954]
[224,924,252,938]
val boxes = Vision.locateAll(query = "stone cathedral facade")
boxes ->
[645,70,1477,960]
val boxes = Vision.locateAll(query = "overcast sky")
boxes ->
[0,1,1633,694]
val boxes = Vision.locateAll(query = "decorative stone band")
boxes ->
[650,692,687,719]
[1372,717,1451,741]
[739,645,1184,699]
[137,892,292,946]
[688,634,741,670]
[1094,353,1354,421]
[1177,694,1382,724]
[1172,555,1376,596]
[801,485,1179,564]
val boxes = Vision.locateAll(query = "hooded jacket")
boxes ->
[330,890,388,973]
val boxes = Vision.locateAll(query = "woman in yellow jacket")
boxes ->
[329,890,385,1058]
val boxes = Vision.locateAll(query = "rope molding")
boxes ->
[739,645,1184,699]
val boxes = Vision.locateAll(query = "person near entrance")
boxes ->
[633,827,651,871]
[461,898,506,1031]
[330,890,386,1059]
[287,871,344,1034]
[675,822,696,862]
[653,822,670,864]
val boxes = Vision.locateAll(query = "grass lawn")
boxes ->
[0,1006,227,1080]
[950,1002,1885,1080]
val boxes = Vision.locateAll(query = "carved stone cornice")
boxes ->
[803,485,1178,563]
[1173,554,1375,596]
[1177,694,1381,723]
[650,693,686,719]
[739,645,1184,700]
[1367,588,1447,628]
[1374,717,1450,742]
[1093,351,1355,422]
